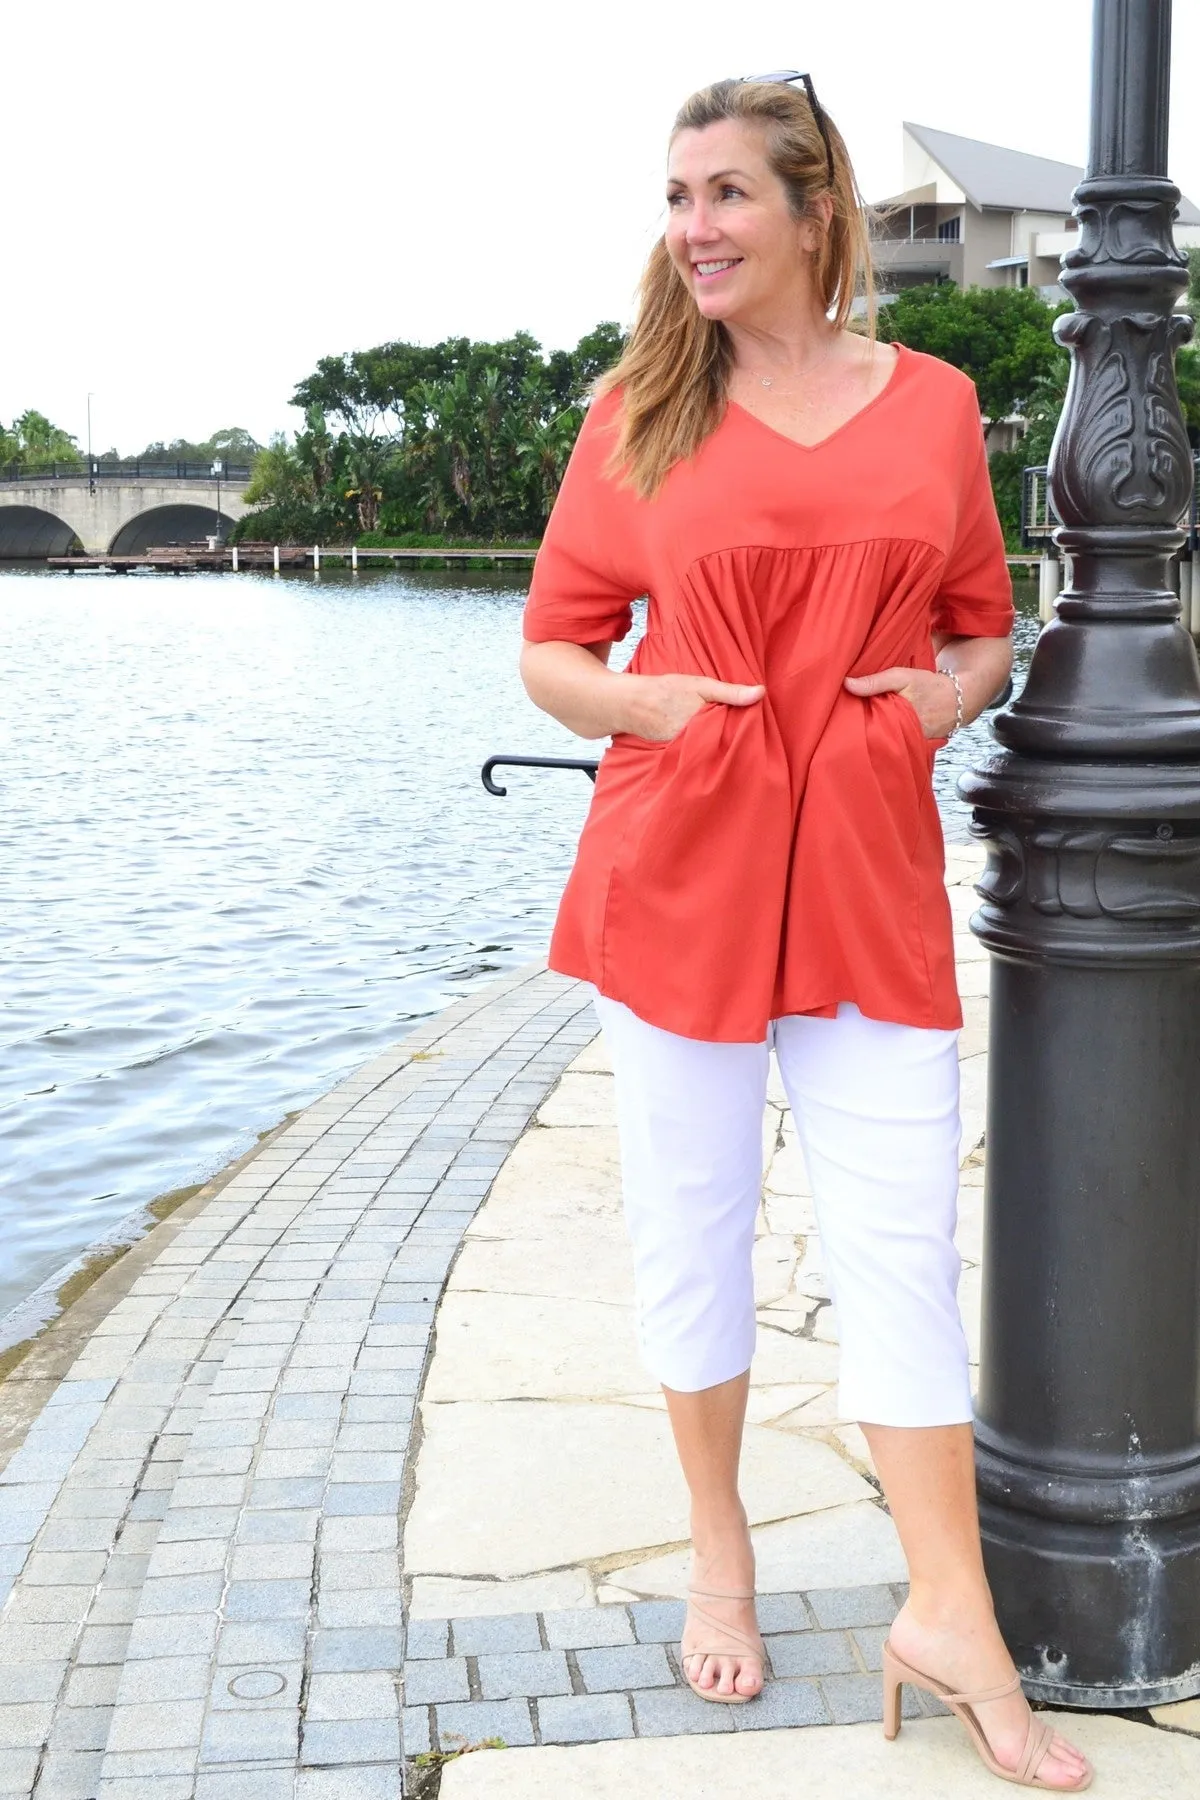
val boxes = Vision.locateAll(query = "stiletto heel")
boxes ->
[881,1645,903,1740]
[879,1639,1092,1790]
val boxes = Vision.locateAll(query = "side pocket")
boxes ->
[890,690,930,757]
[879,691,933,862]
[608,703,712,758]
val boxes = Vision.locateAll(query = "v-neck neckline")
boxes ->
[727,341,909,454]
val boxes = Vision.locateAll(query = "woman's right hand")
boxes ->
[621,674,766,742]
[519,640,764,744]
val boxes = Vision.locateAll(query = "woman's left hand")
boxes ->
[843,667,959,740]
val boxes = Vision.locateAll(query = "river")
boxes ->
[0,565,1040,1334]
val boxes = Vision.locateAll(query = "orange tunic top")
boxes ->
[522,343,1014,1042]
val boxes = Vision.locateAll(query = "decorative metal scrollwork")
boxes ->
[1050,313,1195,525]
[975,823,1200,921]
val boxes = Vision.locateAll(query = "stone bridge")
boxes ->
[0,467,254,556]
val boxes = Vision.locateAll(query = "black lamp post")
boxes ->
[961,0,1200,1707]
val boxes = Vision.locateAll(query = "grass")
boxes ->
[147,1181,204,1223]
[408,1739,508,1799]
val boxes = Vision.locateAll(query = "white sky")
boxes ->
[6,0,1199,454]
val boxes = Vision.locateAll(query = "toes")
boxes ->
[683,1643,763,1700]
[1042,1737,1090,1790]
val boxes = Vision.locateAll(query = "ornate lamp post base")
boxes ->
[962,0,1200,1706]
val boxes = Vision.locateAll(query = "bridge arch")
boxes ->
[109,506,239,555]
[0,476,251,555]
[0,506,82,558]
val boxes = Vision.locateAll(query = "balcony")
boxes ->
[868,235,964,288]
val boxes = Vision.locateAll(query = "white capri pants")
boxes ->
[593,995,972,1428]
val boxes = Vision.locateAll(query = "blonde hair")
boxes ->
[598,78,878,497]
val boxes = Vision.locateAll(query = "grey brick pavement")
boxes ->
[397,1582,959,1765]
[0,964,597,1798]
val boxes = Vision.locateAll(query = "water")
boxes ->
[937,581,1041,826]
[0,565,1039,1331]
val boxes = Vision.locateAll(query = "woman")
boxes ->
[519,74,1091,1793]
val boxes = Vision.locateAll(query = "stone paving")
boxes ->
[0,966,595,1799]
[3,849,1200,1797]
[434,1715,1200,1798]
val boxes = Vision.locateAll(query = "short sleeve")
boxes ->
[522,392,643,645]
[931,393,1016,640]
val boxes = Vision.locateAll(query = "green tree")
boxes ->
[1177,348,1200,448]
[242,436,307,510]
[2,410,82,470]
[236,323,627,544]
[1178,250,1200,448]
[293,406,338,501]
[236,407,345,542]
[135,427,262,466]
[544,321,627,408]
[515,404,585,523]
[986,359,1070,547]
[1185,247,1200,313]
[402,371,482,531]
[877,285,1070,435]
[341,435,392,533]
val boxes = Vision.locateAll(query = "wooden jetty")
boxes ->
[48,543,539,574]
[48,542,1044,577]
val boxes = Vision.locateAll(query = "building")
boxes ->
[871,122,1200,305]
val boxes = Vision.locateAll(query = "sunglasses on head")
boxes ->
[737,70,835,186]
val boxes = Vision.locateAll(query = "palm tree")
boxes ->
[8,410,82,471]
[516,407,584,529]
[342,435,391,532]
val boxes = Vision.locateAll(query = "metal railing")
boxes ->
[869,233,960,248]
[0,460,253,484]
[481,755,599,794]
[1021,459,1200,552]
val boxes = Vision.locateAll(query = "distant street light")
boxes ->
[87,394,94,493]
[211,458,224,544]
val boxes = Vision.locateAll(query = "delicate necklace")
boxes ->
[750,332,837,392]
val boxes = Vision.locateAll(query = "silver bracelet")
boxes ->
[937,666,965,737]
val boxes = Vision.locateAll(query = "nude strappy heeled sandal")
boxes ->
[882,1639,1093,1790]
[679,1585,766,1705]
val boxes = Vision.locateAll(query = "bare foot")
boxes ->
[888,1599,1091,1790]
[681,1525,763,1700]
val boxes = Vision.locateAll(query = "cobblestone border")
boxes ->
[399,1583,949,1763]
[0,962,596,1800]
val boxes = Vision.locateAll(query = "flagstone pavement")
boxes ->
[2,843,1199,1797]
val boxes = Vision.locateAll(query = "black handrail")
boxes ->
[0,461,253,484]
[481,754,599,795]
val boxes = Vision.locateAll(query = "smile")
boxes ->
[693,258,742,279]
